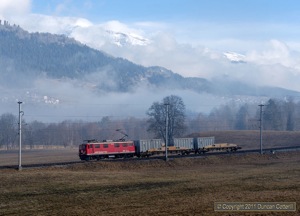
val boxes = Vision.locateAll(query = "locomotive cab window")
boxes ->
[122,143,128,147]
[103,144,108,148]
[114,143,120,147]
[95,144,100,148]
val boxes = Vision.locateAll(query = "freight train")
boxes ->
[79,137,241,161]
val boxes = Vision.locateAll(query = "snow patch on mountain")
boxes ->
[16,15,150,47]
[224,51,246,63]
[105,30,151,47]
[97,20,151,47]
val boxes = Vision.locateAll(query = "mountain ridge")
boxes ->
[0,22,211,94]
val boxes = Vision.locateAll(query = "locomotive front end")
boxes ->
[78,144,88,160]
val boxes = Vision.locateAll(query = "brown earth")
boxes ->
[0,151,299,216]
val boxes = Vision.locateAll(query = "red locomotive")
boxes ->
[79,139,135,161]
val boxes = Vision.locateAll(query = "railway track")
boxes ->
[0,145,299,170]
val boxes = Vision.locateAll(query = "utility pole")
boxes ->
[18,101,24,171]
[258,104,264,155]
[165,103,169,161]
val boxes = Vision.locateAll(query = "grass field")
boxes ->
[0,151,299,216]
[0,148,79,166]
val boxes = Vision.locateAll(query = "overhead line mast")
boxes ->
[258,104,264,155]
[18,101,24,171]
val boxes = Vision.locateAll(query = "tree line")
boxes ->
[0,97,300,149]
[195,98,300,131]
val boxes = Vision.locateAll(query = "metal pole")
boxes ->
[165,103,169,161]
[18,101,23,171]
[259,104,264,155]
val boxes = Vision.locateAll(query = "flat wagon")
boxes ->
[202,143,241,153]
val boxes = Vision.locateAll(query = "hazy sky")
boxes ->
[30,0,300,24]
[29,1,297,20]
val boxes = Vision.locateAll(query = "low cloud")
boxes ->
[1,76,228,122]
[0,0,31,20]
[246,40,300,69]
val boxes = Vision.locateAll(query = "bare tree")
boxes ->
[235,104,250,130]
[0,113,18,149]
[285,99,295,131]
[147,95,186,145]
[263,99,284,131]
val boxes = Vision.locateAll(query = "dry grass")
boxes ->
[0,148,79,166]
[0,151,299,216]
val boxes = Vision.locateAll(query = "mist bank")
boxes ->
[1,78,247,122]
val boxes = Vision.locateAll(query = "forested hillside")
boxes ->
[0,22,212,93]
[0,22,150,92]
